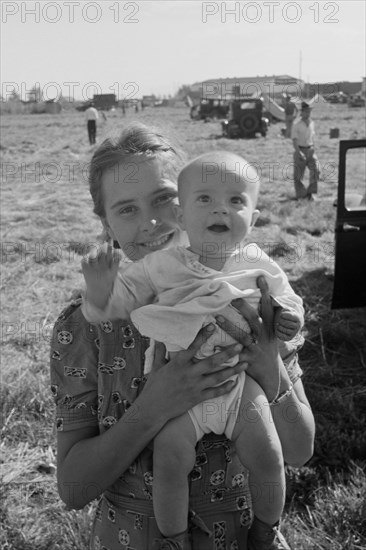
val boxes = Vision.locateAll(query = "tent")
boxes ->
[308,93,329,106]
[248,90,300,122]
[307,94,332,114]
[262,94,285,122]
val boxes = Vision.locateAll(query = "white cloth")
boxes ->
[83,244,304,354]
[189,370,246,440]
[291,118,315,147]
[82,244,304,439]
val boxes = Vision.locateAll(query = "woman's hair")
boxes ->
[89,122,185,218]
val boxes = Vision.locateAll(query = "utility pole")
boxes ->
[299,50,302,82]
[299,50,303,97]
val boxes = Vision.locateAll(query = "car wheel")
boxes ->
[240,113,259,133]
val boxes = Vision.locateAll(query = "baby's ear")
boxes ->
[173,204,185,229]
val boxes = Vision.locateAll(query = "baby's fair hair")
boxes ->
[88,123,185,218]
[177,151,260,207]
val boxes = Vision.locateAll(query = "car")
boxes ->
[221,98,269,139]
[347,95,365,108]
[325,92,348,104]
[332,139,366,309]
[190,98,230,121]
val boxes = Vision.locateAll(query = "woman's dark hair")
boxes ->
[88,122,185,218]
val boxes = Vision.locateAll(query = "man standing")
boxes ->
[291,102,320,201]
[284,94,297,138]
[85,102,99,145]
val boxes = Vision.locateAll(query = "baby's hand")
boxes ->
[274,308,302,341]
[81,244,121,311]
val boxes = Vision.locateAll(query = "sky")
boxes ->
[1,0,365,101]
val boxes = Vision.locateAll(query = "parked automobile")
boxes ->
[190,99,230,120]
[332,139,366,309]
[221,98,269,139]
[347,95,365,108]
[325,92,348,104]
[76,94,118,112]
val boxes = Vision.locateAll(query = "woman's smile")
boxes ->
[139,232,175,249]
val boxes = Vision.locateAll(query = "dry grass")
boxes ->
[1,104,366,548]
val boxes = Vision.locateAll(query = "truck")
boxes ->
[76,94,118,111]
[92,94,118,110]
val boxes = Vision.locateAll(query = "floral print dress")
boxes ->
[50,299,302,550]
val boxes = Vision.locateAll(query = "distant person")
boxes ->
[82,150,307,550]
[85,102,99,145]
[121,102,126,116]
[284,94,298,138]
[135,102,139,113]
[291,102,320,201]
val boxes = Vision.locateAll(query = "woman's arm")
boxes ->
[270,377,315,467]
[216,276,315,468]
[56,401,163,510]
[56,326,246,510]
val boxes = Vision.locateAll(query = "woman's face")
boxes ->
[101,157,185,261]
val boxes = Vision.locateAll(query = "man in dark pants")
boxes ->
[291,102,320,201]
[284,94,298,138]
[85,102,99,145]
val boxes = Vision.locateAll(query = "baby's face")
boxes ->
[177,164,259,260]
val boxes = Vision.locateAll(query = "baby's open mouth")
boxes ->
[207,224,229,233]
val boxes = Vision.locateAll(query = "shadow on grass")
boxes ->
[292,268,366,473]
[281,268,366,548]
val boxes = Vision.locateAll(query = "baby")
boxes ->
[82,151,304,549]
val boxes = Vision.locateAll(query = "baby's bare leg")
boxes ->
[231,376,285,525]
[153,412,198,536]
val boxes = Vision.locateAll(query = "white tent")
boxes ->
[249,90,287,122]
[307,94,332,114]
[262,94,286,122]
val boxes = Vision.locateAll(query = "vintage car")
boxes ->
[325,92,348,104]
[221,98,269,139]
[332,139,366,308]
[347,95,365,108]
[190,98,230,121]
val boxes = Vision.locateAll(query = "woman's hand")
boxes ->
[81,243,121,311]
[216,276,316,466]
[215,276,282,401]
[139,324,246,424]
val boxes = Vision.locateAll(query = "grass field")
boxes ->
[1,103,366,549]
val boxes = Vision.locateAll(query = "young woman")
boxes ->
[50,123,315,550]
